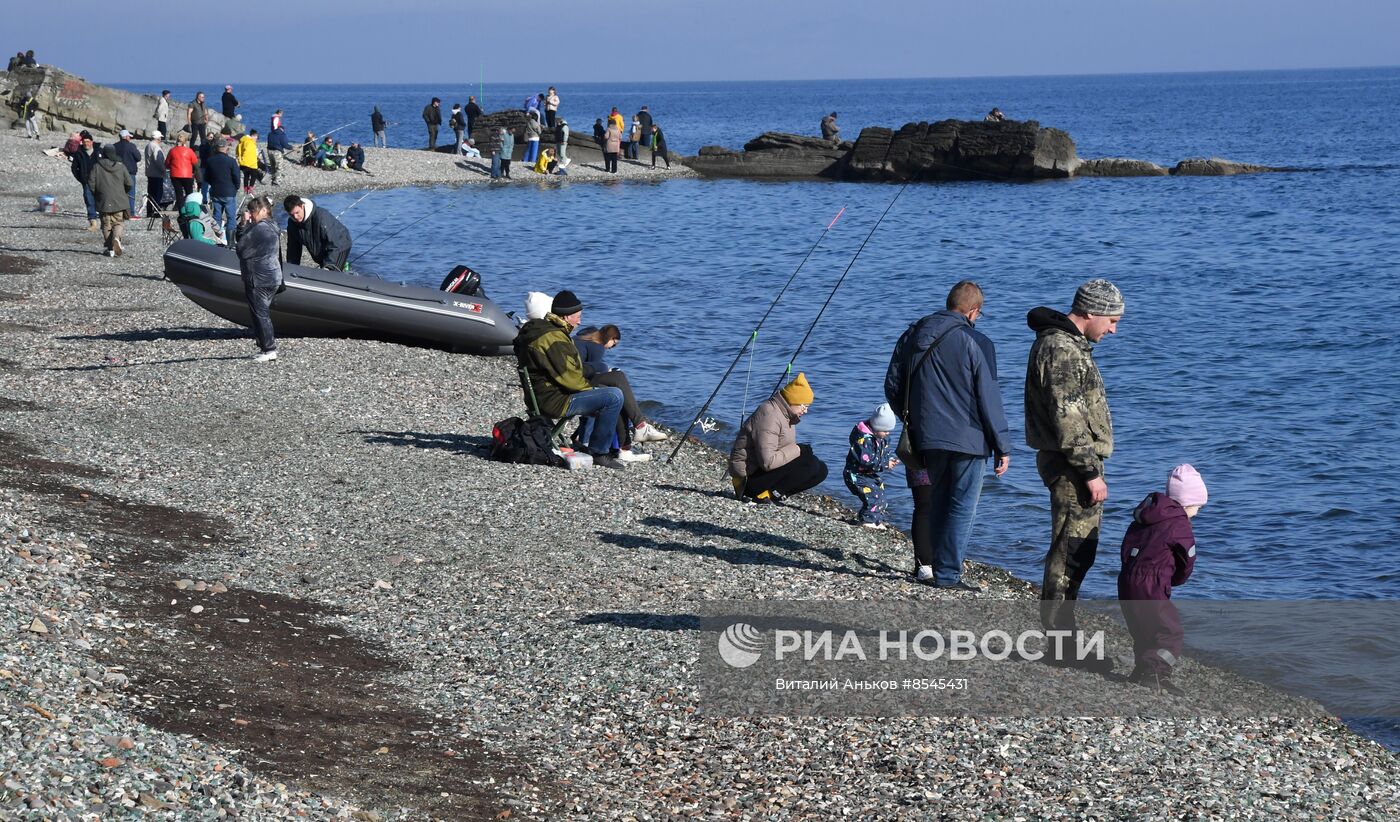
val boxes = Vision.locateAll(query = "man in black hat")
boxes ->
[514,290,628,469]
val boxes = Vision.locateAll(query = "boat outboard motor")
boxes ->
[440,265,485,297]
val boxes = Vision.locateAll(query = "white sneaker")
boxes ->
[252,350,278,362]
[915,565,935,583]
[861,521,888,530]
[616,447,651,463]
[633,422,668,443]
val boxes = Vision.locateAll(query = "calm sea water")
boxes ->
[123,71,1400,604]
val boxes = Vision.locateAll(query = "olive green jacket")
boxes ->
[514,314,590,418]
[1024,308,1114,481]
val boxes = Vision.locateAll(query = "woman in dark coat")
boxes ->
[235,195,283,361]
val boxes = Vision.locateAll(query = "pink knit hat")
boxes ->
[1166,464,1208,508]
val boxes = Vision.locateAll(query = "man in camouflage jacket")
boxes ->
[1024,279,1124,646]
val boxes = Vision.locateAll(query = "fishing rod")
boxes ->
[767,182,909,396]
[347,204,450,267]
[286,121,354,158]
[665,206,845,464]
[336,191,373,218]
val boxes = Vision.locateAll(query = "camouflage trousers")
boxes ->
[1036,451,1103,634]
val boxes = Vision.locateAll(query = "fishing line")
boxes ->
[768,182,908,396]
[666,206,845,464]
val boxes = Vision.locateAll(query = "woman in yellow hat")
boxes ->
[727,372,829,502]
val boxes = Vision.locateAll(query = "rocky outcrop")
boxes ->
[1169,157,1282,176]
[686,132,851,178]
[1073,158,1170,177]
[1,64,241,139]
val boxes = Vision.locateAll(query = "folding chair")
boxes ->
[518,367,574,446]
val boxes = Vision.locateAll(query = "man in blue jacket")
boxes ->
[884,281,1011,591]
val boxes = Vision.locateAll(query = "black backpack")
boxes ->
[490,417,565,467]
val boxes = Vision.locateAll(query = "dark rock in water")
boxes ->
[846,120,1077,181]
[1169,157,1284,176]
[1073,158,1170,177]
[1,64,242,140]
[685,131,850,178]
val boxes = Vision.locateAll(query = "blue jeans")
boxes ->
[523,140,539,164]
[918,450,987,585]
[564,387,624,456]
[491,154,502,178]
[211,196,236,245]
[82,185,96,220]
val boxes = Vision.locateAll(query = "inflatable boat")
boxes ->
[162,240,518,354]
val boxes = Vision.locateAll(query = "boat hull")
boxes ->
[162,240,517,354]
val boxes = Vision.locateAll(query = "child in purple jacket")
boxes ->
[844,403,900,528]
[1118,464,1208,695]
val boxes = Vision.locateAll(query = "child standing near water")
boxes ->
[844,403,900,528]
[1118,464,1207,696]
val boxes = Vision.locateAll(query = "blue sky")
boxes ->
[9,0,1398,84]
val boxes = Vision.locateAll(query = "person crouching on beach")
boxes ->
[728,373,829,503]
[236,195,283,362]
[283,196,352,271]
[844,403,899,529]
[1118,464,1207,696]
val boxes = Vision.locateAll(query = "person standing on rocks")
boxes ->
[269,109,289,151]
[422,97,442,151]
[237,129,263,194]
[884,280,1011,591]
[205,138,242,249]
[143,131,169,212]
[636,105,653,139]
[1024,278,1125,652]
[649,123,670,169]
[371,106,386,147]
[283,196,353,271]
[111,130,143,217]
[545,86,560,129]
[154,90,171,136]
[449,104,466,153]
[554,118,570,162]
[728,372,829,502]
[492,127,514,180]
[89,145,132,257]
[188,91,209,149]
[523,111,542,165]
[165,131,198,205]
[236,195,283,362]
[221,85,239,120]
[602,120,621,173]
[592,118,605,149]
[465,96,482,136]
[69,131,102,230]
[514,290,629,470]
[821,112,840,142]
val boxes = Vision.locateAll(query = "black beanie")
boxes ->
[552,290,583,316]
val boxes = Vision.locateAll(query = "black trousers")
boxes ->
[546,110,556,129]
[157,120,168,138]
[590,370,644,445]
[743,445,828,499]
[500,159,512,178]
[172,176,194,203]
[910,483,935,568]
[604,152,619,173]
[426,125,438,150]
[243,279,277,352]
[146,177,168,209]
[241,167,263,188]
[652,148,669,168]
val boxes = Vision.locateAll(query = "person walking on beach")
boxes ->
[154,90,170,136]
[143,131,170,212]
[1119,464,1207,695]
[69,131,102,230]
[523,111,542,165]
[885,280,1011,591]
[514,290,629,470]
[649,124,670,168]
[221,85,239,119]
[728,373,829,502]
[821,112,840,142]
[283,196,353,270]
[423,97,442,151]
[492,127,514,179]
[465,96,482,136]
[371,106,386,148]
[1025,278,1124,655]
[843,403,900,529]
[545,87,560,129]
[111,130,143,217]
[236,195,284,362]
[449,104,466,153]
[188,91,209,149]
[165,131,198,205]
[554,118,570,162]
[89,145,132,257]
[237,129,263,194]
[206,138,242,249]
[602,121,621,173]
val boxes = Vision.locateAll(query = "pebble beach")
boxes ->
[2,127,1398,819]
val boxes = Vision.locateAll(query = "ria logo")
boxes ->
[717,622,763,668]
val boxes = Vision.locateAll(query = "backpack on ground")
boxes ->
[490,416,565,467]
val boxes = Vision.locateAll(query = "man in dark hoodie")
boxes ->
[422,98,441,151]
[283,196,353,270]
[885,281,1011,592]
[89,145,132,257]
[69,131,102,229]
[1024,279,1124,658]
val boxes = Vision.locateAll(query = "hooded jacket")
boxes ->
[1024,307,1114,480]
[728,394,801,479]
[70,144,101,185]
[235,218,283,287]
[884,310,1010,458]
[1118,492,1197,595]
[179,198,214,244]
[525,116,542,140]
[286,198,352,269]
[514,314,590,418]
[422,103,441,126]
[236,135,259,170]
[603,126,621,153]
[371,108,385,131]
[89,151,133,214]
